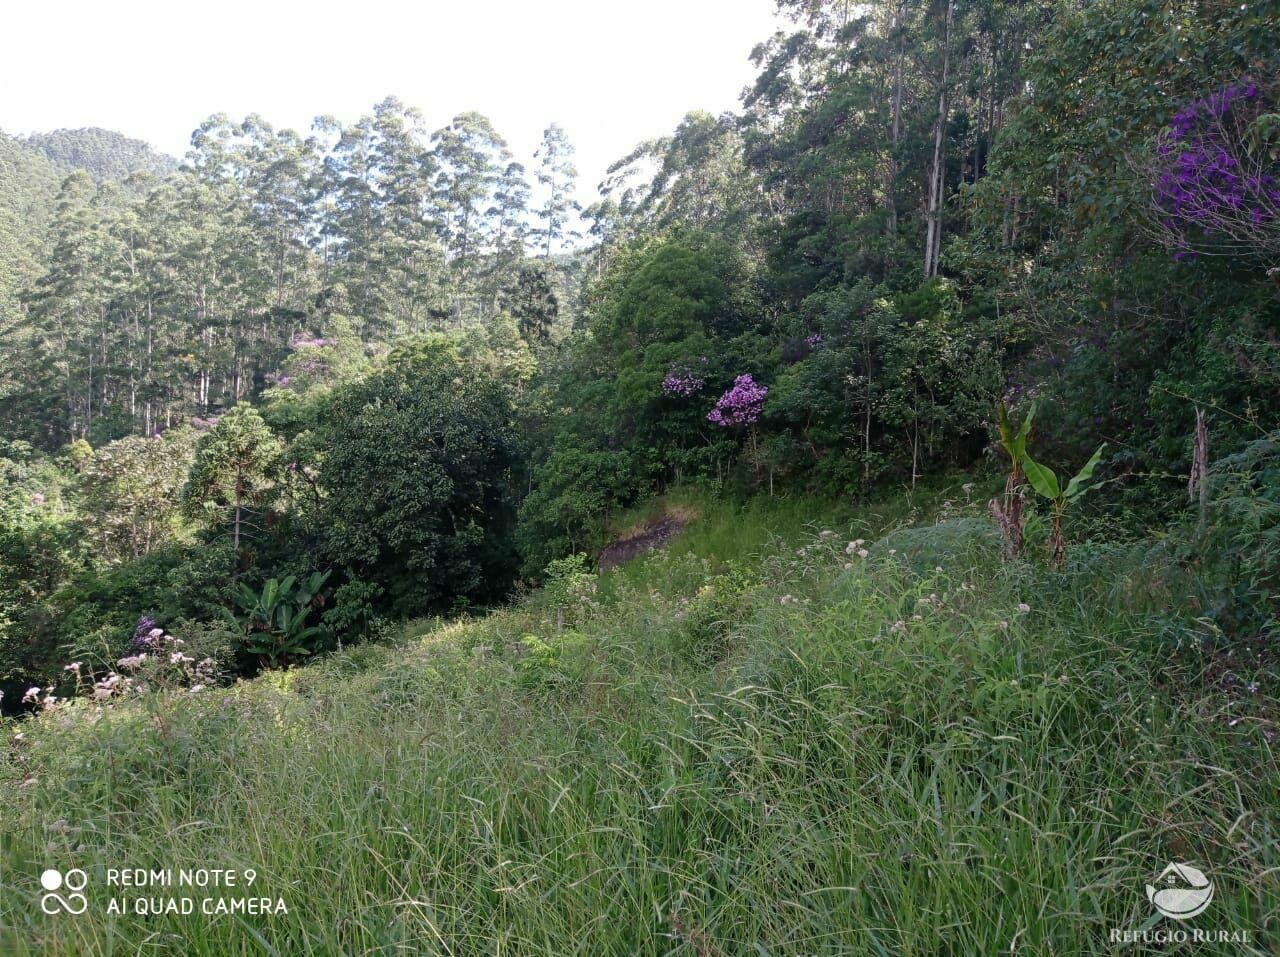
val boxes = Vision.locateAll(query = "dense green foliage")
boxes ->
[0,103,574,448]
[1,3,1279,945]
[317,348,523,615]
[0,0,1276,700]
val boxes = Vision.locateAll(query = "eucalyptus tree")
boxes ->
[236,114,323,314]
[431,111,510,320]
[371,97,444,335]
[484,159,532,311]
[318,98,444,339]
[533,123,580,259]
[599,112,760,256]
[25,172,123,441]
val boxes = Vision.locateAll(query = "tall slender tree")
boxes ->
[533,123,580,259]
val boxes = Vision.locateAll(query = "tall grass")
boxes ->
[1,485,1276,954]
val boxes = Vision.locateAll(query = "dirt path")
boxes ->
[598,514,690,570]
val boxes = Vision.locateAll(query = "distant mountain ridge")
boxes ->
[0,126,178,304]
[18,127,177,183]
[0,131,61,220]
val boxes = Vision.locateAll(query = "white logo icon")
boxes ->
[39,868,88,915]
[1146,862,1214,920]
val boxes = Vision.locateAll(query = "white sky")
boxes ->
[2,0,786,204]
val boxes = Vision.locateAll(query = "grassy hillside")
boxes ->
[2,483,1277,955]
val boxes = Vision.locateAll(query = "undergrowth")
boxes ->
[1,481,1276,955]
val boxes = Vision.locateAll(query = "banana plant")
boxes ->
[996,400,1036,467]
[1017,442,1107,566]
[229,571,331,667]
[241,604,326,668]
[993,401,1036,557]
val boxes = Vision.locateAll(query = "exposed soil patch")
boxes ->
[598,511,692,570]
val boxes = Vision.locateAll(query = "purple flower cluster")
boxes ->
[191,415,221,430]
[662,363,706,397]
[16,618,217,714]
[117,629,193,672]
[292,333,335,349]
[804,333,824,346]
[707,374,768,427]
[127,616,160,654]
[1154,81,1278,259]
[1166,83,1259,141]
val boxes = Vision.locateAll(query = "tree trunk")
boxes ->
[923,0,954,278]
[232,475,243,579]
[887,0,906,236]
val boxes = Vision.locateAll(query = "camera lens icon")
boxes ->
[39,868,88,915]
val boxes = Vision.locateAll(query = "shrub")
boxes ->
[673,562,757,666]
[517,631,591,696]
[320,577,384,645]
[517,445,653,575]
[318,348,523,617]
[542,554,598,630]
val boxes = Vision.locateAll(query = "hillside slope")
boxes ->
[19,127,177,183]
[0,132,62,405]
[1,486,1277,954]
[0,131,62,285]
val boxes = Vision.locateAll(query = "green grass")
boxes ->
[1,483,1277,955]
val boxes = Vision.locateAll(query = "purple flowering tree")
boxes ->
[291,333,336,349]
[266,323,359,394]
[662,362,706,397]
[708,374,769,480]
[1141,81,1280,270]
[707,374,768,427]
